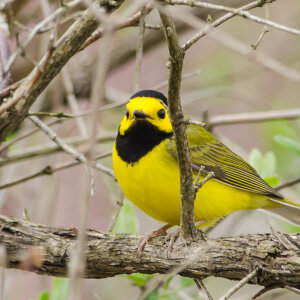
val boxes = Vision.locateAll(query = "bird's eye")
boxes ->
[126,111,129,119]
[157,109,165,119]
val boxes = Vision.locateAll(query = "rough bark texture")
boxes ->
[0,215,299,288]
[159,6,197,241]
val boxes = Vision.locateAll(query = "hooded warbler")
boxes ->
[112,90,300,230]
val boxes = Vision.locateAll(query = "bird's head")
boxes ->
[119,90,173,135]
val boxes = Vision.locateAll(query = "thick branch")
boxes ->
[159,6,196,241]
[0,215,299,289]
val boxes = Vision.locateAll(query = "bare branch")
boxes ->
[0,133,115,166]
[0,12,10,91]
[194,278,213,300]
[275,177,300,191]
[134,7,146,92]
[173,9,300,84]
[219,269,258,300]
[0,215,299,288]
[0,152,112,190]
[208,108,300,128]
[251,3,270,50]
[0,0,125,144]
[182,0,262,52]
[4,0,81,73]
[158,4,196,241]
[107,192,124,232]
[79,5,153,51]
[168,0,300,37]
[29,116,114,178]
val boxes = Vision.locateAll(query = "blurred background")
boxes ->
[0,0,300,299]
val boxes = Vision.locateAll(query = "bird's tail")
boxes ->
[264,198,300,226]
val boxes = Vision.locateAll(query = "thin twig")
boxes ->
[107,192,124,232]
[28,115,115,178]
[0,12,11,91]
[208,108,300,127]
[79,5,153,51]
[0,79,23,101]
[137,242,214,300]
[185,119,206,127]
[194,171,215,192]
[0,36,56,116]
[182,0,262,52]
[219,269,258,300]
[168,0,300,37]
[251,4,270,50]
[133,6,146,92]
[275,176,300,191]
[151,69,202,90]
[0,152,112,190]
[194,278,213,300]
[4,0,81,73]
[29,115,87,163]
[61,67,88,137]
[174,10,300,84]
[0,133,115,166]
[0,246,6,300]
[68,7,113,298]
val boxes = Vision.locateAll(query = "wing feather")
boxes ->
[166,124,283,198]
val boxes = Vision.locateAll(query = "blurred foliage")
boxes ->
[249,149,279,186]
[274,135,300,157]
[112,200,139,234]
[123,274,201,300]
[33,278,69,300]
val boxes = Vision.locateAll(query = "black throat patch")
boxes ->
[116,121,173,164]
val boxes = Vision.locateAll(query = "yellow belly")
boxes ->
[112,142,271,226]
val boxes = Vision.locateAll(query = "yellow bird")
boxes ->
[112,90,300,243]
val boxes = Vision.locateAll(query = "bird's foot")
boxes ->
[138,224,172,256]
[166,228,180,258]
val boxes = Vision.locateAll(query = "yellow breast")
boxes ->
[112,142,270,226]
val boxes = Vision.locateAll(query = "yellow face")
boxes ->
[119,97,173,135]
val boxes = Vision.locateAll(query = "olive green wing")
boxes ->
[166,124,283,198]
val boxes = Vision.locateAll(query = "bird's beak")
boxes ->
[133,110,153,120]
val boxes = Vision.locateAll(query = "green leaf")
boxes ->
[123,273,153,286]
[249,149,262,171]
[38,292,49,300]
[180,276,195,288]
[5,131,18,142]
[51,278,70,300]
[145,290,159,300]
[274,135,300,156]
[249,149,277,179]
[112,200,139,233]
[163,275,174,290]
[264,176,279,186]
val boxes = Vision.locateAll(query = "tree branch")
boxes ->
[208,108,300,128]
[168,0,300,37]
[0,215,299,289]
[158,4,196,241]
[0,0,124,144]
